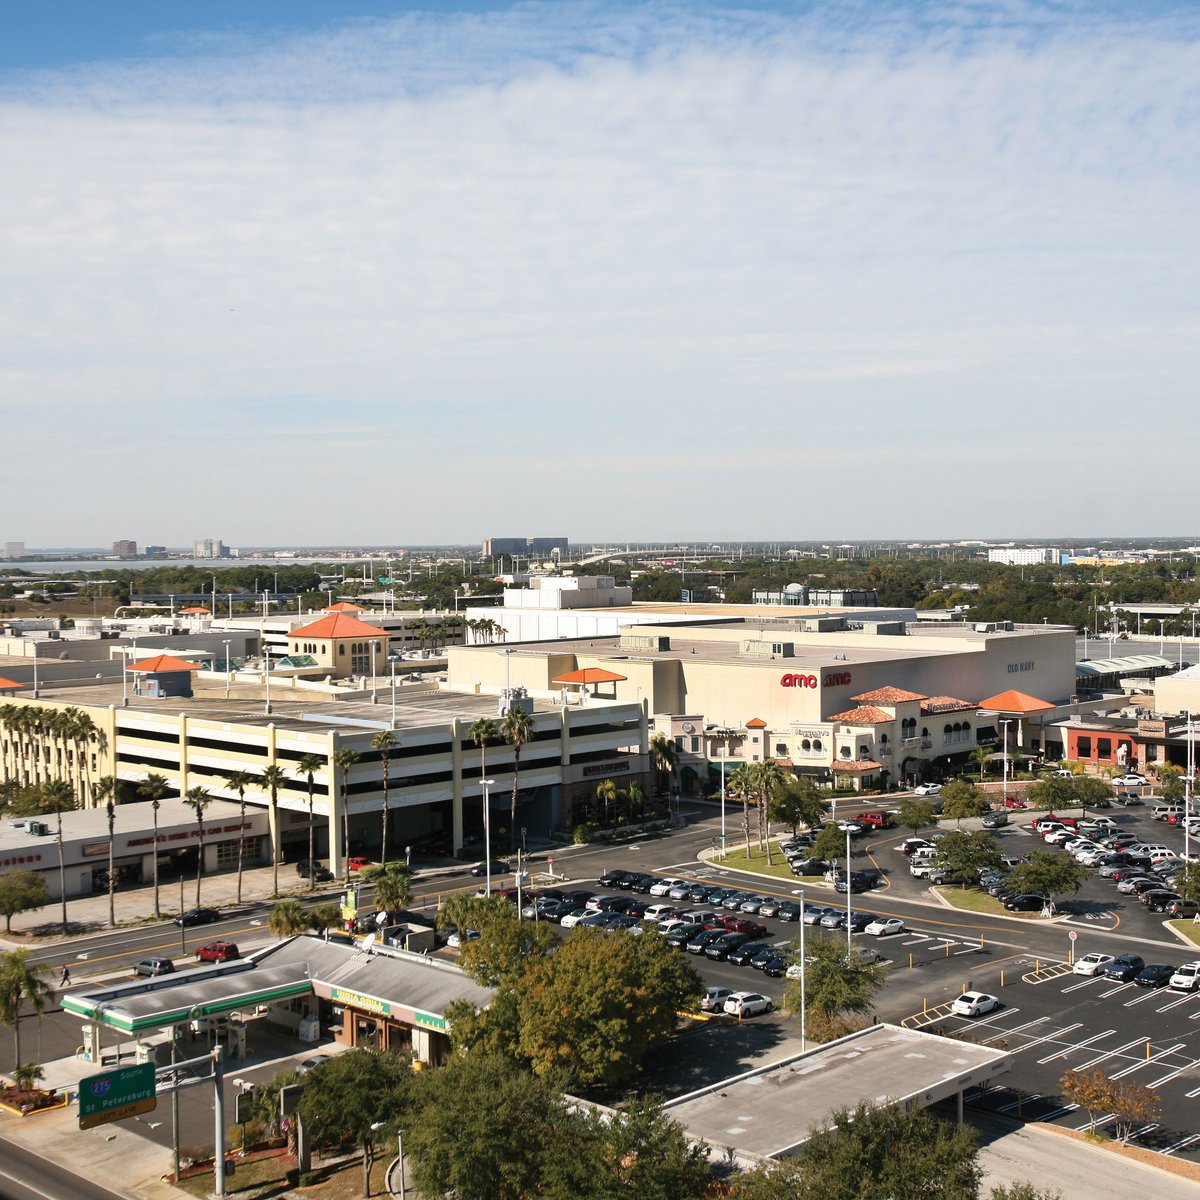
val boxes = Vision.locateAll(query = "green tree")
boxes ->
[295,752,326,891]
[1060,1066,1111,1135]
[12,1061,45,1093]
[0,949,53,1066]
[224,769,256,905]
[92,775,120,929]
[333,746,361,883]
[1003,849,1089,913]
[38,779,75,933]
[297,1047,412,1198]
[268,899,308,938]
[771,775,827,835]
[648,732,676,798]
[1070,775,1116,811]
[307,902,342,935]
[939,780,990,825]
[987,1185,1065,1200]
[407,1053,559,1200]
[467,717,499,853]
[517,926,702,1088]
[370,730,397,865]
[753,760,787,863]
[1169,861,1200,904]
[260,764,288,897]
[436,893,557,987]
[595,777,618,828]
[0,872,47,934]
[806,821,849,869]
[729,1099,980,1200]
[360,861,412,919]
[501,706,535,855]
[182,786,211,907]
[970,744,992,781]
[1024,775,1076,812]
[137,771,171,918]
[932,831,1003,887]
[896,798,940,836]
[783,935,886,1035]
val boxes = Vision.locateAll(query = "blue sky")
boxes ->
[1,2,1197,546]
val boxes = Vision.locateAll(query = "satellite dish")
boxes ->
[361,932,376,953]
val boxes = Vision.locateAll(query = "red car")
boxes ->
[195,941,240,963]
[717,917,767,939]
[1003,797,1028,809]
[347,857,372,871]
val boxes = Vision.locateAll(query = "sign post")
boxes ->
[1068,929,1077,965]
[78,1063,157,1129]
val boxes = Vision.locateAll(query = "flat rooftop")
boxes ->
[665,1023,1010,1161]
[21,680,571,733]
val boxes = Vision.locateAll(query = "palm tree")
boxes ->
[137,772,171,918]
[224,770,256,905]
[648,733,677,800]
[333,747,361,883]
[752,760,787,866]
[296,753,326,891]
[595,778,618,829]
[93,776,118,928]
[260,765,288,897]
[370,731,398,866]
[307,902,342,935]
[182,787,211,907]
[970,745,991,782]
[268,899,308,938]
[501,706,534,856]
[728,764,754,859]
[628,780,645,824]
[467,717,499,854]
[361,862,412,919]
[12,1061,45,1094]
[39,780,74,934]
[0,950,53,1066]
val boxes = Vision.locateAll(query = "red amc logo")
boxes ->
[780,674,818,688]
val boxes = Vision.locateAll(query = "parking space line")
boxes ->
[1073,1038,1148,1071]
[1186,1083,1200,1099]
[1122,991,1164,1007]
[1037,1104,1077,1121]
[1075,1113,1116,1132]
[996,1092,1041,1114]
[1006,1022,1083,1056]
[1098,982,1132,998]
[1060,977,1099,993]
[1037,1029,1116,1064]
[1156,993,1197,1013]
[1149,1058,1200,1089]
[1164,1133,1200,1155]
[1110,1044,1185,1080]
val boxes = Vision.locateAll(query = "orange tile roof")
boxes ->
[322,601,365,612]
[178,606,210,614]
[126,654,202,674]
[552,667,628,684]
[745,717,767,729]
[921,695,976,714]
[828,705,894,725]
[0,677,23,690]
[832,760,882,771]
[852,686,927,704]
[976,689,1056,714]
[288,612,385,640]
[774,757,794,767]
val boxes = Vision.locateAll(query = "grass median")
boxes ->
[931,885,1044,918]
[709,842,837,887]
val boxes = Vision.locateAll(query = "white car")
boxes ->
[643,904,679,923]
[951,991,1002,1017]
[1111,774,1146,787]
[1169,962,1200,992]
[864,917,905,937]
[558,909,590,928]
[723,991,773,1018]
[1073,952,1116,976]
[701,986,734,1012]
[649,878,686,897]
[913,783,942,796]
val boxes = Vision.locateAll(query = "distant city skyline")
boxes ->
[2,1,1196,543]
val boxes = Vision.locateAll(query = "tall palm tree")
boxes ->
[332,747,361,883]
[752,760,787,866]
[0,950,53,1066]
[39,779,74,934]
[361,861,412,919]
[501,706,534,855]
[182,787,211,907]
[224,770,256,905]
[628,780,645,824]
[970,745,991,782]
[595,778,618,828]
[268,899,308,938]
[467,717,498,853]
[296,753,326,891]
[648,733,677,800]
[728,764,754,859]
[370,731,397,866]
[137,772,171,918]
[260,765,288,898]
[93,775,118,928]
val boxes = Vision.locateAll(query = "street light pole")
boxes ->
[798,891,807,1053]
[845,827,852,952]
[263,643,271,716]
[390,658,397,726]
[1000,719,1012,805]
[223,639,232,699]
[481,778,495,896]
[719,736,727,858]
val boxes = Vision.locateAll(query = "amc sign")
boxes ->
[780,672,852,689]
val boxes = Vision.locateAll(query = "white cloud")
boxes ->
[0,1,1196,544]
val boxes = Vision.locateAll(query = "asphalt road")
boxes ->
[0,1138,133,1200]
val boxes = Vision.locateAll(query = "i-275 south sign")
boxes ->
[78,1063,157,1129]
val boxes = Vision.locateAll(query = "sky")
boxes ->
[1,1,1197,547]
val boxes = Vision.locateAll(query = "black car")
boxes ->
[665,923,705,948]
[1002,894,1044,912]
[295,861,334,882]
[727,941,763,967]
[686,929,727,954]
[834,871,879,894]
[776,901,803,922]
[1134,963,1175,988]
[760,955,790,977]
[1102,954,1146,981]
[791,858,832,877]
[1142,890,1181,913]
[625,874,658,894]
[469,859,510,877]
[175,907,220,927]
[598,869,635,888]
[705,932,752,961]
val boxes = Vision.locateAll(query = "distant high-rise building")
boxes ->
[144,545,167,558]
[112,540,137,558]
[2,541,24,559]
[482,537,569,559]
[986,547,1060,566]
[193,538,228,559]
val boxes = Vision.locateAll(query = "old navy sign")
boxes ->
[781,672,851,689]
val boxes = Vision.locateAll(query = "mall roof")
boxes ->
[921,695,976,714]
[665,1023,1010,1162]
[289,612,385,639]
[852,686,926,704]
[1075,654,1175,677]
[827,705,894,724]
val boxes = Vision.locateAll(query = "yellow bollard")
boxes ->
[946,942,951,958]
[980,935,985,950]
[909,953,914,970]
[1000,970,1005,988]
[923,997,928,1015]
[1147,1041,1152,1060]
[1035,958,1040,975]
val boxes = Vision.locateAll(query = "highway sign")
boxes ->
[78,1063,157,1129]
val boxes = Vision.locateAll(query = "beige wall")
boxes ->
[1154,674,1200,718]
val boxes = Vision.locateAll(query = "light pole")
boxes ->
[719,735,727,858]
[396,1128,407,1197]
[263,642,272,716]
[371,641,379,704]
[798,891,807,1053]
[223,639,232,699]
[481,778,495,896]
[845,827,852,952]
[1000,719,1012,805]
[1186,714,1195,864]
[390,657,397,726]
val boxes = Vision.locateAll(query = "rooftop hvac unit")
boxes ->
[24,820,48,837]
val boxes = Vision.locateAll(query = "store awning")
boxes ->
[552,667,628,685]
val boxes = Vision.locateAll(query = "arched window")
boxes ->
[944,724,953,735]
[801,738,811,752]
[812,739,823,753]
[839,745,851,759]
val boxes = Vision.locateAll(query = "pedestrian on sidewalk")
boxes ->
[60,964,71,988]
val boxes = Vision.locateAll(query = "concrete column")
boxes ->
[560,705,571,766]
[328,730,343,875]
[178,712,189,794]
[451,718,464,854]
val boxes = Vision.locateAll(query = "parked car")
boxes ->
[1073,952,1115,976]
[705,932,752,961]
[864,917,905,936]
[727,942,767,967]
[723,991,773,1018]
[686,929,727,954]
[135,956,175,977]
[701,986,734,1012]
[776,901,803,921]
[175,907,220,927]
[347,856,373,871]
[468,859,508,877]
[1134,963,1175,988]
[195,941,240,963]
[297,1053,333,1075]
[981,810,1009,829]
[649,878,686,897]
[665,923,706,948]
[599,869,636,888]
[1111,792,1143,806]
[951,991,1001,1017]
[1168,962,1200,992]
[791,858,832,877]
[1111,774,1147,787]
[913,783,941,796]
[295,861,334,882]
[1101,954,1146,982]
[1002,894,1045,912]
[899,838,933,856]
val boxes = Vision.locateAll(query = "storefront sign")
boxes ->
[412,1009,447,1032]
[331,987,391,1017]
[582,761,630,777]
[1138,719,1167,736]
[1007,661,1035,674]
[781,672,852,688]
[82,842,110,858]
